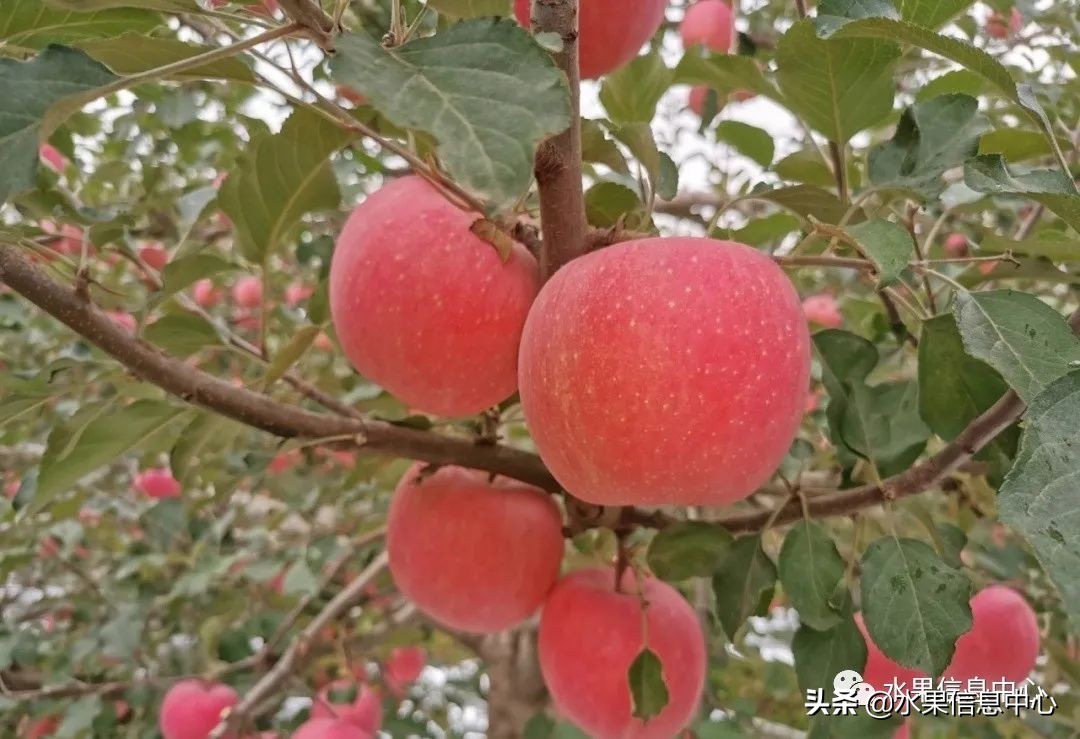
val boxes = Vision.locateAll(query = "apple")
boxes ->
[387,463,564,633]
[329,176,540,417]
[39,144,67,173]
[986,7,1022,39]
[232,276,263,309]
[944,233,968,257]
[139,243,170,271]
[335,85,368,106]
[518,237,811,506]
[268,449,302,474]
[159,680,238,739]
[106,311,137,334]
[134,468,182,499]
[688,86,721,117]
[193,279,223,308]
[384,646,426,693]
[310,680,382,734]
[945,585,1040,684]
[513,0,667,80]
[21,716,59,739]
[538,568,706,739]
[802,293,842,328]
[285,282,313,307]
[40,220,84,256]
[680,0,735,54]
[292,719,370,739]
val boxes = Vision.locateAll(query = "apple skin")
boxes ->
[159,680,238,739]
[680,0,735,53]
[232,276,263,309]
[518,237,810,506]
[193,279,222,308]
[310,680,382,734]
[513,0,667,80]
[384,646,426,694]
[538,568,706,739]
[139,243,170,271]
[945,585,1040,684]
[292,719,370,739]
[134,468,182,499]
[944,233,968,257]
[802,293,842,328]
[688,86,718,116]
[986,7,1022,39]
[330,176,540,417]
[387,464,564,633]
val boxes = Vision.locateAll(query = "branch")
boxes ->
[532,0,587,279]
[210,551,390,737]
[276,0,336,51]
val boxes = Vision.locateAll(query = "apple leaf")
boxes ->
[840,219,914,285]
[791,612,867,693]
[779,521,846,631]
[674,53,783,103]
[144,314,222,358]
[979,231,1080,263]
[157,253,239,304]
[714,121,774,168]
[895,0,974,29]
[77,33,255,83]
[954,290,1080,403]
[599,49,673,125]
[860,536,973,676]
[964,154,1080,233]
[0,45,117,205]
[647,522,732,582]
[712,534,777,641]
[748,184,862,225]
[218,107,352,263]
[427,0,511,17]
[330,20,570,211]
[0,1,159,49]
[999,371,1080,628]
[627,647,669,721]
[44,0,199,10]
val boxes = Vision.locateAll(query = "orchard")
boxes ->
[1,0,1079,737]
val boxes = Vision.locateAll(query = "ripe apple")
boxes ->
[986,7,1022,39]
[39,144,67,173]
[387,464,564,633]
[134,468,182,499]
[139,243,170,271]
[802,293,842,328]
[310,680,382,734]
[329,176,540,417]
[285,282,313,307]
[40,220,84,256]
[945,585,1040,684]
[518,237,811,506]
[159,679,238,739]
[193,279,223,308]
[20,715,59,739]
[680,0,735,53]
[944,233,968,257]
[106,311,137,334]
[513,0,667,80]
[538,568,706,739]
[293,719,370,739]
[384,646,426,693]
[688,86,721,117]
[232,276,263,309]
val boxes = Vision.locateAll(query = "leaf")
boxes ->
[868,94,990,199]
[45,0,198,10]
[779,521,846,631]
[954,290,1080,403]
[330,20,570,211]
[158,253,239,303]
[712,534,777,641]
[916,69,989,101]
[218,107,352,262]
[427,0,511,18]
[0,394,52,428]
[979,129,1067,163]
[627,647,669,721]
[170,412,244,484]
[263,325,321,388]
[775,20,900,145]
[749,184,860,225]
[998,371,1080,628]
[54,696,102,739]
[77,34,255,83]
[714,121,774,168]
[791,613,867,692]
[980,231,1080,263]
[581,119,629,174]
[599,49,672,125]
[144,314,221,358]
[840,219,914,285]
[33,400,186,513]
[895,0,974,28]
[859,536,973,676]
[647,522,733,582]
[0,45,117,205]
[283,559,318,595]
[964,154,1080,233]
[584,182,642,228]
[724,213,800,246]
[609,122,660,197]
[674,53,782,103]
[0,1,159,49]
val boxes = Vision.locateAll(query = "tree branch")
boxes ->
[532,0,587,279]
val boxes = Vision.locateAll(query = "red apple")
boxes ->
[313,332,334,351]
[680,0,735,54]
[159,680,238,739]
[40,220,84,256]
[978,259,1001,276]
[134,468,182,499]
[21,716,59,739]
[514,0,667,80]
[329,176,540,417]
[688,86,719,117]
[385,646,425,692]
[310,681,382,734]
[37,536,61,559]
[193,279,222,308]
[285,282,313,307]
[39,144,67,173]
[292,719,370,739]
[268,449,302,474]
[387,464,564,633]
[106,310,137,334]
[139,243,170,271]
[336,85,368,106]
[944,233,968,257]
[232,276,263,309]
[945,585,1040,684]
[518,237,810,506]
[538,568,706,739]
[986,7,1022,39]
[802,293,842,328]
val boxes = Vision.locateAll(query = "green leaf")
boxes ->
[714,121,774,168]
[218,107,352,262]
[263,325,321,389]
[599,49,672,125]
[776,20,900,145]
[712,534,777,641]
[77,34,255,83]
[979,129,1068,163]
[791,613,867,692]
[860,536,973,676]
[627,647,669,721]
[584,182,642,228]
[724,213,800,246]
[999,371,1080,628]
[330,20,570,211]
[815,330,931,475]
[158,253,239,303]
[0,1,159,49]
[283,559,318,595]
[916,69,989,101]
[773,150,856,190]
[980,231,1080,263]
[779,521,846,631]
[674,53,782,103]
[45,0,198,10]
[895,0,974,29]
[0,394,52,428]
[144,314,221,358]
[0,45,117,205]
[609,122,660,197]
[954,290,1080,403]
[647,522,732,582]
[581,119,628,174]
[33,400,186,513]
[170,412,244,485]
[749,184,860,225]
[55,696,103,739]
[868,94,989,199]
[841,219,914,285]
[427,0,511,18]
[964,154,1080,233]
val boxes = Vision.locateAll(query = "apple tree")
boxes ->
[1,0,1079,737]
